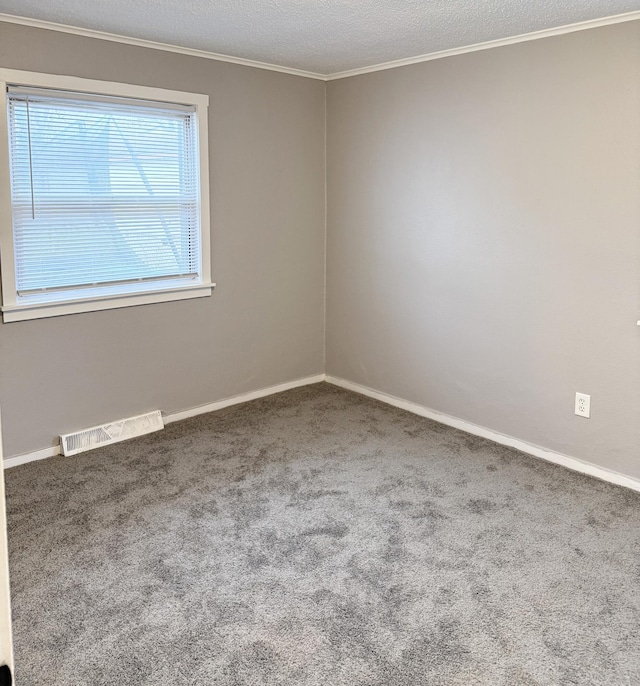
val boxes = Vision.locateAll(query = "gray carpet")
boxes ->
[5,383,640,685]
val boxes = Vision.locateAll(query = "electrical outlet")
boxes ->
[575,393,591,418]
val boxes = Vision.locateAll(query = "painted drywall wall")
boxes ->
[326,23,640,478]
[0,22,326,458]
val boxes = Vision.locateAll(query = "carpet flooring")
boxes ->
[5,382,640,685]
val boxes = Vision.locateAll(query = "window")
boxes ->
[0,70,212,322]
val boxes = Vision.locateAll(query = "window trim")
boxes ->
[0,69,213,322]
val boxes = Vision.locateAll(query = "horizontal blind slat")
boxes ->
[8,87,201,295]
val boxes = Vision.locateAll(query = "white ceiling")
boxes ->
[0,0,639,75]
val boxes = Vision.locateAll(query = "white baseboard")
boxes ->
[3,445,61,470]
[3,373,326,469]
[163,374,326,424]
[325,375,640,494]
[6,372,639,495]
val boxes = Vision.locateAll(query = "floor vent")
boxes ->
[60,410,164,456]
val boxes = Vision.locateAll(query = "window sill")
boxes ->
[1,282,215,322]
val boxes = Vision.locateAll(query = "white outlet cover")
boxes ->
[575,392,591,418]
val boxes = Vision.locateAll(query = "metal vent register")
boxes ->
[60,411,164,456]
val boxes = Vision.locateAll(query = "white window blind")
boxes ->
[7,86,201,296]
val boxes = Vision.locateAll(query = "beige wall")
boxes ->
[326,23,640,478]
[1,20,639,480]
[0,22,326,458]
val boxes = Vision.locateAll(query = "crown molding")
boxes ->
[0,13,326,81]
[1,10,639,82]
[325,10,640,80]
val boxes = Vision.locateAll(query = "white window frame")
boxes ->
[0,69,213,322]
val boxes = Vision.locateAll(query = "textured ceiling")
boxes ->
[0,0,639,75]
